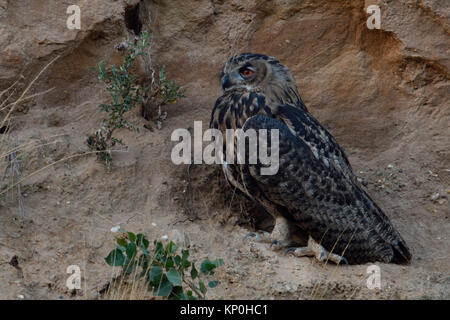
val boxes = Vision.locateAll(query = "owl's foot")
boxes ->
[286,237,348,265]
[244,216,292,251]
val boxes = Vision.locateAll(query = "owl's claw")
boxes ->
[286,247,296,254]
[318,248,328,261]
[244,231,289,252]
[243,232,256,240]
[243,231,271,243]
[270,240,286,251]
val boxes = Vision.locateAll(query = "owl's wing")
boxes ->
[275,103,354,180]
[239,109,411,264]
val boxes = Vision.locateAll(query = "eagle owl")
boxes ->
[210,53,411,264]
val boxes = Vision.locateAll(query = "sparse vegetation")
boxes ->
[87,30,185,168]
[0,58,58,218]
[104,230,223,300]
[141,65,186,128]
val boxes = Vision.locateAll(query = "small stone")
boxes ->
[111,225,120,233]
[430,192,440,201]
[428,170,438,177]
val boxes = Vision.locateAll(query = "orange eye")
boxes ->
[241,68,254,77]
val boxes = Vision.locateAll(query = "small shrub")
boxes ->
[141,65,186,128]
[104,230,223,300]
[88,30,185,168]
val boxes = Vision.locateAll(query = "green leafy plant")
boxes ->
[88,31,151,168]
[105,230,223,300]
[141,66,186,128]
[87,30,185,168]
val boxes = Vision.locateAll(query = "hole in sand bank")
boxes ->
[125,2,142,36]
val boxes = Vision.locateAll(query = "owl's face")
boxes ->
[220,53,296,93]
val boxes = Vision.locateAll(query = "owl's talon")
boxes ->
[318,249,328,261]
[323,253,349,265]
[243,231,271,243]
[243,232,256,240]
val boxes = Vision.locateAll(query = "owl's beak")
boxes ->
[221,75,232,90]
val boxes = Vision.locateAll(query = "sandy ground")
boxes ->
[0,0,449,300]
[0,103,448,300]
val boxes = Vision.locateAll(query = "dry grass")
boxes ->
[0,56,131,218]
[0,57,60,219]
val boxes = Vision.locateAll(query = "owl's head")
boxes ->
[219,53,303,106]
[220,53,299,98]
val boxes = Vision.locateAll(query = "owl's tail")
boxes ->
[392,237,412,264]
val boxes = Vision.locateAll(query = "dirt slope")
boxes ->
[0,0,448,299]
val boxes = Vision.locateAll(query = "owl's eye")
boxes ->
[240,66,255,77]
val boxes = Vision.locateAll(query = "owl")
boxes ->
[209,53,411,264]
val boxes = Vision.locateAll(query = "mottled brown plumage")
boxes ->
[210,53,411,264]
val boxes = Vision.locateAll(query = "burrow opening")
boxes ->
[125,3,142,35]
